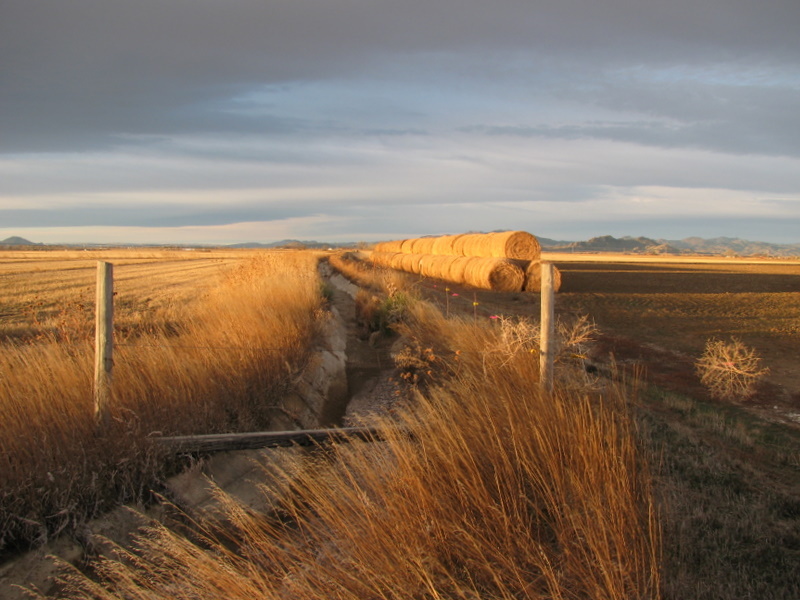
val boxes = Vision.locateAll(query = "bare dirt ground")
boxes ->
[405,254,800,425]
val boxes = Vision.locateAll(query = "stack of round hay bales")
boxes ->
[375,231,540,260]
[371,251,524,292]
[369,231,554,292]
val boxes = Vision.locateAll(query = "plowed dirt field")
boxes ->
[411,253,800,421]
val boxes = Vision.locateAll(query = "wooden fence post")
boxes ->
[94,261,113,428]
[539,262,555,394]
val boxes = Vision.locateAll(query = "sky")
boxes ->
[1,0,799,246]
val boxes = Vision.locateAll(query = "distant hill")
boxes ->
[0,236,39,246]
[540,235,800,257]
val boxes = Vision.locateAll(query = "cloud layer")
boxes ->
[2,0,799,243]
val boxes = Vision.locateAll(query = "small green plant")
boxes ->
[695,337,768,400]
[318,280,334,303]
[355,286,412,335]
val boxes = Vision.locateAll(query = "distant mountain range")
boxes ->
[538,235,800,257]
[2,235,798,257]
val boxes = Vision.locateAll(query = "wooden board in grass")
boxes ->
[524,262,562,292]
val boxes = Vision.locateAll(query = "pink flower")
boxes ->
[451,293,459,297]
[489,315,499,320]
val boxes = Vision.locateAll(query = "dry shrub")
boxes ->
[62,302,659,600]
[695,337,769,400]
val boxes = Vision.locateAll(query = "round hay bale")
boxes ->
[447,256,478,283]
[390,253,407,271]
[420,254,451,279]
[431,234,464,256]
[458,234,492,258]
[453,233,480,256]
[417,254,433,278]
[493,231,540,260]
[463,258,525,292]
[400,239,417,253]
[412,253,428,274]
[400,254,416,273]
[419,237,438,254]
[524,262,562,293]
[458,231,540,260]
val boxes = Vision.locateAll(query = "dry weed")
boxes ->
[695,337,768,400]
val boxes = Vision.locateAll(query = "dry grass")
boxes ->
[0,250,325,553]
[328,251,410,295]
[637,387,800,599]
[59,298,660,600]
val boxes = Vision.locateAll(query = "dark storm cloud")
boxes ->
[2,0,799,152]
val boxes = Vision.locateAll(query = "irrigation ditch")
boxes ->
[0,260,410,599]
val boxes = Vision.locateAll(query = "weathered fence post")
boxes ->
[94,261,113,428]
[539,262,555,394]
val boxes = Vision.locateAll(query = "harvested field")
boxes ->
[551,257,800,398]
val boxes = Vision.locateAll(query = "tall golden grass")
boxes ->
[0,251,325,553]
[62,298,660,599]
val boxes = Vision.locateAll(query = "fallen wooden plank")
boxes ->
[154,426,384,454]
